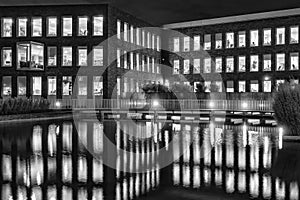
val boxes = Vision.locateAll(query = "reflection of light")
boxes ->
[55,126,60,135]
[279,127,283,149]
[152,99,159,107]
[209,101,215,108]
[242,102,248,109]
[55,101,61,108]
[37,172,41,185]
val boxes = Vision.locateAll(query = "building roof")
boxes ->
[163,8,300,29]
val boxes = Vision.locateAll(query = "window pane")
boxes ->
[250,80,259,92]
[216,33,222,49]
[290,52,299,70]
[93,16,103,36]
[2,18,12,37]
[226,32,234,48]
[31,43,44,69]
[18,18,27,37]
[130,25,134,43]
[174,37,180,52]
[264,81,271,92]
[238,31,246,47]
[183,37,190,52]
[17,76,26,96]
[193,59,200,74]
[183,59,190,74]
[250,55,259,72]
[226,57,234,72]
[63,17,72,36]
[2,48,12,67]
[226,81,234,92]
[48,76,57,95]
[93,46,103,66]
[93,76,103,96]
[124,23,128,41]
[78,76,87,96]
[290,26,299,44]
[173,60,180,74]
[250,30,259,46]
[239,81,246,93]
[215,57,222,73]
[238,56,246,72]
[17,42,44,70]
[32,18,42,37]
[276,53,285,71]
[263,54,271,71]
[62,76,72,96]
[117,20,121,39]
[204,58,211,73]
[48,47,57,66]
[78,17,88,36]
[62,47,72,66]
[204,34,211,50]
[32,77,42,96]
[194,36,200,51]
[263,29,272,45]
[78,47,87,66]
[2,76,11,96]
[47,17,57,36]
[276,28,285,45]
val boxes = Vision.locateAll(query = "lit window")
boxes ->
[290,52,299,70]
[194,35,200,51]
[93,16,103,36]
[263,54,271,71]
[2,18,12,37]
[263,29,272,45]
[204,81,211,92]
[152,34,155,49]
[174,37,180,52]
[136,53,140,71]
[17,42,44,70]
[117,48,121,68]
[173,60,180,74]
[17,76,26,96]
[78,17,88,36]
[204,58,211,73]
[250,30,259,47]
[157,36,160,51]
[276,28,285,45]
[276,53,285,71]
[62,76,72,96]
[204,34,211,50]
[238,31,246,47]
[48,76,57,96]
[238,56,246,72]
[226,81,234,93]
[239,81,246,93]
[142,30,145,47]
[2,76,11,96]
[32,17,42,37]
[2,47,12,67]
[290,26,299,44]
[250,55,259,72]
[215,57,222,73]
[183,37,190,52]
[152,57,155,73]
[193,59,200,74]
[136,28,140,45]
[17,18,27,37]
[250,80,259,92]
[124,51,128,69]
[47,17,57,37]
[130,52,134,70]
[215,81,223,92]
[226,32,234,48]
[62,47,72,66]
[47,47,57,66]
[93,76,103,96]
[62,17,72,36]
[130,25,134,43]
[32,77,42,96]
[276,80,285,90]
[215,33,222,49]
[78,47,87,66]
[226,57,234,72]
[183,59,190,74]
[78,76,87,96]
[263,81,272,92]
[147,32,151,48]
[117,20,121,39]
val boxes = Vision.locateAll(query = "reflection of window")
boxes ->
[62,47,72,66]
[194,35,200,51]
[238,31,246,47]
[276,28,285,45]
[32,17,42,37]
[17,77,26,96]
[290,52,299,70]
[226,32,234,48]
[263,54,271,71]
[239,81,246,93]
[276,53,285,71]
[93,16,103,36]
[263,29,272,45]
[215,33,222,49]
[2,76,11,96]
[250,30,259,47]
[215,57,222,73]
[263,81,271,92]
[93,76,103,96]
[2,47,12,67]
[47,47,57,66]
[276,80,285,90]
[47,17,57,36]
[183,37,190,52]
[2,18,12,37]
[117,20,121,39]
[204,34,211,50]
[32,77,42,96]
[226,81,234,93]
[193,59,200,74]
[204,58,211,73]
[183,59,190,74]
[173,60,180,74]
[290,26,299,44]
[78,17,88,36]
[136,28,141,45]
[250,80,259,92]
[215,81,223,92]
[48,76,57,96]
[63,76,72,96]
[174,37,180,52]
[250,55,259,72]
[78,47,87,66]
[17,18,27,37]
[238,56,246,72]
[226,57,234,72]
[62,17,72,36]
[78,76,87,96]
[204,81,211,93]
[17,42,44,70]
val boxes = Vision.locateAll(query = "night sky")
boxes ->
[1,0,300,25]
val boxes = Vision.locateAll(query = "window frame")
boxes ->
[46,16,57,37]
[263,28,272,46]
[290,26,299,44]
[62,16,73,37]
[276,27,286,45]
[17,17,28,37]
[47,46,57,67]
[78,16,88,37]
[31,17,42,37]
[77,46,88,67]
[1,17,13,38]
[62,46,73,67]
[2,47,12,67]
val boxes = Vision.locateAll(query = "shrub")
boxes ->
[273,83,300,136]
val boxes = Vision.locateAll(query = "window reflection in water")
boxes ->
[250,133,259,171]
[62,186,72,200]
[62,123,72,152]
[2,154,12,181]
[290,182,299,200]
[215,169,222,187]
[18,186,27,200]
[238,172,246,193]
[226,170,235,193]
[92,188,103,200]
[93,123,103,154]
[193,166,201,188]
[263,136,272,169]
[93,158,103,183]
[183,165,190,187]
[173,163,180,185]
[47,186,56,200]
[2,184,12,200]
[276,178,286,200]
[203,167,211,185]
[62,155,72,183]
[183,125,191,164]
[48,125,57,156]
[78,156,87,182]
[78,122,87,152]
[263,175,272,199]
[30,155,44,186]
[31,187,42,200]
[116,183,121,200]
[123,179,128,200]
[226,132,234,168]
[193,127,200,165]
[203,130,211,166]
[32,125,42,154]
[250,173,259,198]
[78,188,88,200]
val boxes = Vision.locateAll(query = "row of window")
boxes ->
[1,16,103,38]
[173,26,300,52]
[173,53,299,74]
[117,20,161,51]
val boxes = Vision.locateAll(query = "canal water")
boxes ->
[0,117,298,200]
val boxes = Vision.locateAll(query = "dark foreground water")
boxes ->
[0,117,298,200]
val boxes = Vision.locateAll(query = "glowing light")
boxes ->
[209,101,215,108]
[242,102,248,109]
[152,99,159,107]
[55,101,61,108]
[279,127,283,149]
